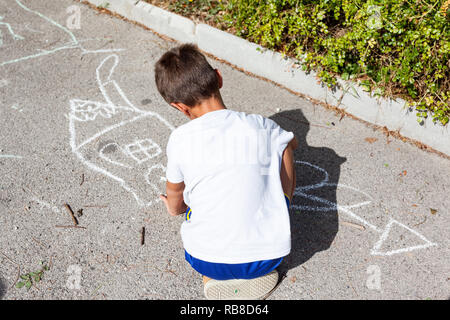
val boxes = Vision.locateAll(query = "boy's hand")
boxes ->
[160,194,186,216]
[160,181,187,216]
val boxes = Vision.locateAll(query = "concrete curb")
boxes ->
[84,0,450,157]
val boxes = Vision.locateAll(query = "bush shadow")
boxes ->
[270,109,346,275]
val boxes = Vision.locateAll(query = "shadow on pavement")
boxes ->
[270,109,346,275]
[0,276,6,300]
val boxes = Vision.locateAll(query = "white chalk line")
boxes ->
[291,161,437,256]
[98,142,133,169]
[74,113,150,151]
[11,104,23,112]
[0,14,25,43]
[144,164,167,195]
[30,197,61,214]
[370,219,437,256]
[0,154,23,159]
[124,138,162,164]
[0,0,124,67]
[13,0,76,43]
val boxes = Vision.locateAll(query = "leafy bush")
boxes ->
[148,0,450,125]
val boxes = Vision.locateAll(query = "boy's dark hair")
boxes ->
[154,43,220,107]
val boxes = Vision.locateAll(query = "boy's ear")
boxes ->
[215,69,223,89]
[170,102,191,118]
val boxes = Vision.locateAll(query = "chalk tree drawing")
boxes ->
[292,161,437,256]
[0,0,124,67]
[69,54,175,207]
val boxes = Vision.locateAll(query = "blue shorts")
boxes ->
[184,194,290,280]
[185,251,283,280]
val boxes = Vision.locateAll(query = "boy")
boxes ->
[154,44,297,300]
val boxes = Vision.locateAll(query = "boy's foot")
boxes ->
[203,271,279,300]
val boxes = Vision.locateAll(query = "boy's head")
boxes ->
[154,44,222,110]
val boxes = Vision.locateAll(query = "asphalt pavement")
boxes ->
[0,0,449,300]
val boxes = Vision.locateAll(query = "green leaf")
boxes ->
[20,275,29,280]
[16,281,25,289]
[25,281,32,290]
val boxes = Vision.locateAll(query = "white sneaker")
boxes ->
[203,270,279,300]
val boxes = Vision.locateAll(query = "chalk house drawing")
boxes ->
[69,54,175,207]
[0,0,124,67]
[292,161,437,256]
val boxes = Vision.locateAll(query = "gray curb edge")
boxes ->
[85,0,450,157]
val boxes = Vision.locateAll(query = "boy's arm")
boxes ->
[160,181,188,216]
[280,136,298,201]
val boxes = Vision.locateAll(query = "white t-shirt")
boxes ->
[166,109,293,263]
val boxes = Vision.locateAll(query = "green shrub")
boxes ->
[149,0,450,125]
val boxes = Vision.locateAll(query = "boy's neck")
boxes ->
[189,95,226,120]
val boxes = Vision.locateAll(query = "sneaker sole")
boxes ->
[204,271,279,300]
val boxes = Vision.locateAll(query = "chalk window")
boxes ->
[124,139,162,164]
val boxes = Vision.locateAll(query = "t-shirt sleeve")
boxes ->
[165,132,184,183]
[263,117,294,155]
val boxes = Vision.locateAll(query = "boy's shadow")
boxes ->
[270,109,346,275]
[0,277,6,300]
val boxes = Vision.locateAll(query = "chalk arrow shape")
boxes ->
[370,218,437,256]
[290,161,437,256]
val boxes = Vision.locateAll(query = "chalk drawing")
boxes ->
[124,139,162,164]
[144,164,167,195]
[370,218,437,256]
[69,54,174,207]
[0,154,22,159]
[292,161,437,256]
[31,197,61,214]
[98,142,133,169]
[0,14,24,45]
[11,104,23,112]
[0,0,124,67]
